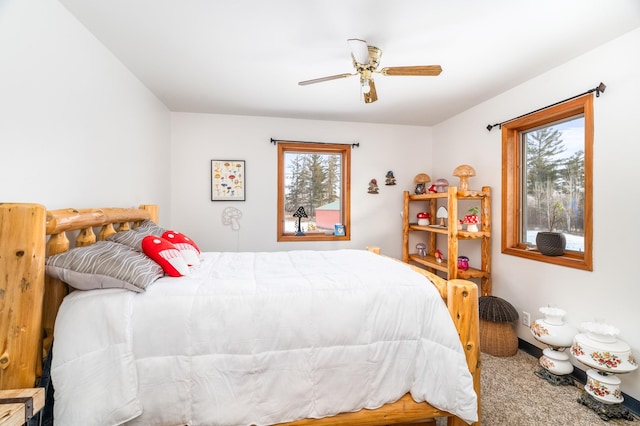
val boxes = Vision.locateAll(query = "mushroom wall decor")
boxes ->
[222,207,243,231]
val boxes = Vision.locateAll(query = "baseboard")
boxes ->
[518,338,640,417]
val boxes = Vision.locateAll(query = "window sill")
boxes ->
[502,246,592,271]
[278,233,350,242]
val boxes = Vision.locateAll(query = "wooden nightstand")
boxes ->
[0,388,45,426]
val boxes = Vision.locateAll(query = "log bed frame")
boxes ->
[0,203,481,426]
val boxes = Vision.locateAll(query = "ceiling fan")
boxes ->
[298,38,442,104]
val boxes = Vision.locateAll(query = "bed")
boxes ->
[0,202,481,426]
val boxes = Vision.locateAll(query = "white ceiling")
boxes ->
[59,0,640,127]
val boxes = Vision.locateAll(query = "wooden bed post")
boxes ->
[0,203,46,389]
[447,279,481,426]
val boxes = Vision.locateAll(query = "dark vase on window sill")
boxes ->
[536,231,566,256]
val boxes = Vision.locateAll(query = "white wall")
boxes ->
[433,28,640,400]
[0,0,171,220]
[170,112,432,256]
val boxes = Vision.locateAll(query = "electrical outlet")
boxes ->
[522,311,531,327]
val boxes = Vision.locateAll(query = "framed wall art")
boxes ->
[211,160,245,201]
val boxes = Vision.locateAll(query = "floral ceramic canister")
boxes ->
[571,322,638,374]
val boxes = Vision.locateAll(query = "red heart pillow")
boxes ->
[162,230,201,266]
[141,235,190,277]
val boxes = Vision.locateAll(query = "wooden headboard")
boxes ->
[0,203,157,390]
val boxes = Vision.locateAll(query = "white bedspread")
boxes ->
[52,249,477,425]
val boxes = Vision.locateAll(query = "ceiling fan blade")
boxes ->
[380,65,442,76]
[347,38,370,64]
[298,73,354,86]
[363,79,378,104]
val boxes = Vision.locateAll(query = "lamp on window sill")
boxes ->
[530,306,576,386]
[293,206,307,236]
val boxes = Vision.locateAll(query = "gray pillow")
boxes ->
[107,220,167,252]
[45,241,164,292]
[134,220,166,237]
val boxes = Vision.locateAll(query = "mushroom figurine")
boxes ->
[452,164,476,193]
[435,249,444,263]
[462,207,480,232]
[436,206,448,227]
[416,212,431,226]
[413,173,431,194]
[416,243,427,257]
[434,178,449,193]
[462,215,479,232]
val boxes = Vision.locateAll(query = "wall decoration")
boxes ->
[211,160,245,201]
[368,178,379,194]
[385,171,396,185]
[222,207,243,231]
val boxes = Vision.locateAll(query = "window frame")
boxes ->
[501,94,593,271]
[277,142,351,242]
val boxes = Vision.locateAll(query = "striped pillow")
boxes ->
[107,220,167,252]
[45,241,164,292]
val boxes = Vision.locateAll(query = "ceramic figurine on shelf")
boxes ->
[435,249,444,263]
[385,171,396,186]
[417,212,430,226]
[414,173,430,194]
[457,256,469,271]
[368,179,379,194]
[462,206,480,232]
[434,178,449,193]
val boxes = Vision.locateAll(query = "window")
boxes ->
[277,142,351,242]
[502,94,593,270]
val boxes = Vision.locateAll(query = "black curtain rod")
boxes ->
[486,82,606,131]
[270,138,359,148]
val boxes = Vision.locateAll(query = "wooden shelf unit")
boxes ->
[402,185,492,296]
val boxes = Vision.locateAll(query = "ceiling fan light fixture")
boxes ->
[361,79,371,94]
[298,38,441,104]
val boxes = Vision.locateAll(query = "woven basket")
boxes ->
[480,319,518,357]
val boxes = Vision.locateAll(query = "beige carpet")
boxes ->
[477,349,639,425]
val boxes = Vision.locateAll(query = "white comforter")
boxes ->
[52,250,477,425]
